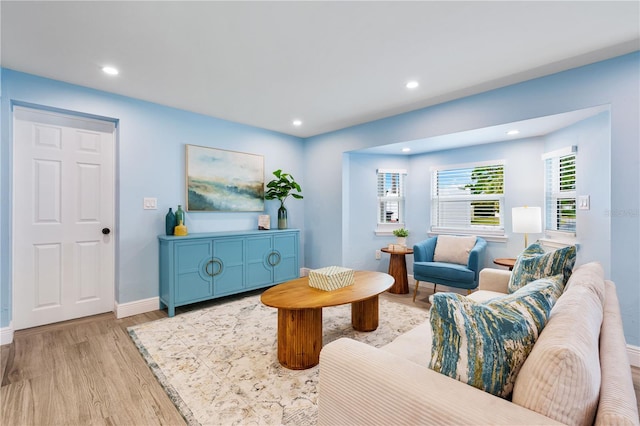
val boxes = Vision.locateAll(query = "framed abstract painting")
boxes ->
[186,144,265,212]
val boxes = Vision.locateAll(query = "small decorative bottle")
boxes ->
[174,219,188,236]
[175,205,185,227]
[165,208,176,235]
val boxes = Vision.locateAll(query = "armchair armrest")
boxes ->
[413,237,437,262]
[318,338,561,425]
[467,237,487,282]
[478,268,511,293]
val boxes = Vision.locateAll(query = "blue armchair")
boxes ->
[412,236,487,302]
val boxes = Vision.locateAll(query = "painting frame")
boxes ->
[185,144,265,212]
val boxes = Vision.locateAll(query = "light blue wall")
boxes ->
[305,52,639,345]
[0,69,305,324]
[345,138,545,275]
[543,111,612,275]
[344,154,409,272]
[345,112,611,277]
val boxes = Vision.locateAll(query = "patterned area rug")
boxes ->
[128,293,428,425]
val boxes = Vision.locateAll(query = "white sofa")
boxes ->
[318,263,639,425]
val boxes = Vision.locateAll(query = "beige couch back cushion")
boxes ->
[512,262,605,425]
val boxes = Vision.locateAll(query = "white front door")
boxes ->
[12,107,115,330]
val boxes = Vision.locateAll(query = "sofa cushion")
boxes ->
[508,243,577,293]
[381,322,432,366]
[433,235,477,265]
[428,275,564,398]
[512,262,605,425]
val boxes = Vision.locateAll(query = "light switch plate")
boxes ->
[143,197,158,210]
[578,195,590,210]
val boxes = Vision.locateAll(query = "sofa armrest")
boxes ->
[478,268,511,293]
[318,338,562,426]
[595,280,640,425]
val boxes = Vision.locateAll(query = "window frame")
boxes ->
[375,168,407,235]
[542,146,577,237]
[430,160,506,237]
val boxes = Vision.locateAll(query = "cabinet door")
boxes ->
[273,232,299,282]
[174,241,213,304]
[246,235,273,287]
[212,238,245,296]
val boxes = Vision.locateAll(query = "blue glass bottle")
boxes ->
[165,208,176,235]
[175,205,185,230]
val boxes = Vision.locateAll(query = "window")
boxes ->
[431,161,505,234]
[377,169,406,226]
[543,146,577,234]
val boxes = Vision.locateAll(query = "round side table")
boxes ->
[381,247,414,294]
[493,257,516,270]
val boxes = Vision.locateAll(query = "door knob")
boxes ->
[102,228,111,235]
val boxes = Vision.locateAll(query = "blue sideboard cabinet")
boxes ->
[159,229,299,316]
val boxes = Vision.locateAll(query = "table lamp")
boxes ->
[512,206,542,248]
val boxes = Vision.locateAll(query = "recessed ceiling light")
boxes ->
[506,129,520,136]
[402,147,411,152]
[292,119,302,127]
[102,66,119,75]
[406,81,419,89]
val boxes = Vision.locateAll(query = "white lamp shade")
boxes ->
[512,206,542,233]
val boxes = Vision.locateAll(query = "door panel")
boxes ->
[273,233,298,282]
[175,241,213,303]
[13,107,115,330]
[246,236,273,286]
[213,238,244,296]
[34,243,62,308]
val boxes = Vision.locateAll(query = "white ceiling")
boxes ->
[1,1,638,138]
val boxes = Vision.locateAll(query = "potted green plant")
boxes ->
[393,228,409,247]
[265,169,303,229]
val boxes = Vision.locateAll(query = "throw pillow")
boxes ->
[512,262,604,425]
[428,275,564,399]
[433,235,477,265]
[508,243,576,293]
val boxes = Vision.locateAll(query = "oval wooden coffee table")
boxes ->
[261,270,394,370]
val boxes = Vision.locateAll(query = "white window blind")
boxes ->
[544,147,576,234]
[377,169,406,224]
[431,161,505,233]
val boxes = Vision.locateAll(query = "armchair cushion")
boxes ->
[414,262,475,283]
[508,243,577,293]
[429,274,564,398]
[433,235,477,265]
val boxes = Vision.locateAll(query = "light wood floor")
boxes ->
[1,288,639,425]
[1,310,186,425]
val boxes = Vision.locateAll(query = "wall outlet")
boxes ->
[143,197,157,210]
[375,249,382,260]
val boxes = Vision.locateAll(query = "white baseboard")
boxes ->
[115,297,160,319]
[300,267,310,277]
[1,322,14,345]
[627,344,640,368]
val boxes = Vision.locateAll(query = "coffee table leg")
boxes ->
[277,307,322,369]
[351,295,379,332]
